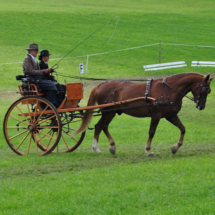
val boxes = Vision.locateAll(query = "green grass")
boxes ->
[1,0,215,89]
[0,0,215,214]
[1,155,215,215]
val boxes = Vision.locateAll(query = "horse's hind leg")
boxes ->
[165,115,185,154]
[92,118,103,153]
[92,111,116,154]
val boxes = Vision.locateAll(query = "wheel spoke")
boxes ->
[26,102,32,123]
[16,105,30,124]
[7,126,28,129]
[33,100,39,122]
[47,131,55,148]
[27,133,33,155]
[37,129,52,140]
[9,115,29,126]
[61,133,70,150]
[33,133,40,155]
[62,126,76,131]
[35,105,49,124]
[62,129,78,142]
[37,126,59,129]
[16,130,31,150]
[37,114,56,126]
[35,131,48,149]
[9,129,29,140]
[38,129,57,140]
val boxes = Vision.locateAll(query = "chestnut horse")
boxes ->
[75,72,213,156]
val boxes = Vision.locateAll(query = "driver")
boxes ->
[23,43,64,108]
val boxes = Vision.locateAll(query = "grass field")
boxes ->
[0,0,215,214]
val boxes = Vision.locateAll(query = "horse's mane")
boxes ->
[169,72,203,79]
[168,72,204,82]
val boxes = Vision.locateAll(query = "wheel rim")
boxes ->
[4,97,62,155]
[53,111,85,153]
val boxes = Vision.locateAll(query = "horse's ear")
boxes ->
[204,75,210,82]
[210,76,214,82]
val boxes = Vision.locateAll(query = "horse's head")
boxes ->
[191,75,214,110]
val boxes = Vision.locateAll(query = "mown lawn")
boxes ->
[0,0,215,214]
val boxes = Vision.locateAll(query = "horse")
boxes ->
[75,72,213,157]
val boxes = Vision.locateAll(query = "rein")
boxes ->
[54,72,149,82]
[162,78,195,102]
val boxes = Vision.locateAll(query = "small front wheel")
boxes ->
[3,96,62,155]
[54,111,86,153]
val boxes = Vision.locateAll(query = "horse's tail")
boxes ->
[73,84,98,135]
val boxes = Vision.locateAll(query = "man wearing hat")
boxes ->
[23,43,62,108]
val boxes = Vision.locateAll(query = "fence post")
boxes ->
[86,55,89,73]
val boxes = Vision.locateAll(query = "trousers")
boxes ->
[27,76,65,107]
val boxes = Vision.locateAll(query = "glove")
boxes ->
[43,69,52,74]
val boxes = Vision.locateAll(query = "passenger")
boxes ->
[38,50,57,81]
[38,50,50,70]
[38,49,66,104]
[23,43,65,108]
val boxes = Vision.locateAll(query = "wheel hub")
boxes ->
[28,124,36,131]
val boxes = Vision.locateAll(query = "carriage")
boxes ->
[3,75,154,156]
[4,73,213,156]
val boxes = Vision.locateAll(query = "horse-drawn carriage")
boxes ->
[3,73,213,156]
[3,75,154,155]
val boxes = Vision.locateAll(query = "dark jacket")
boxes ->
[39,60,55,80]
[39,60,49,70]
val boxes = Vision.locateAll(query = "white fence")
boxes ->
[143,61,187,71]
[191,61,215,67]
[1,43,215,74]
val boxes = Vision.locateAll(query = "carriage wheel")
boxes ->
[53,111,86,153]
[3,96,62,155]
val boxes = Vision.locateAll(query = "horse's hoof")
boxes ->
[109,148,116,155]
[92,147,101,154]
[171,146,177,154]
[148,152,155,157]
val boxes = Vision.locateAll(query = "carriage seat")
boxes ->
[16,75,44,96]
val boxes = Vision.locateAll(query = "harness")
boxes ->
[161,78,194,102]
[93,76,210,116]
[156,77,210,110]
[145,79,153,100]
[104,81,125,104]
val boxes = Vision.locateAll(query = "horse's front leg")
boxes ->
[165,115,185,154]
[146,115,161,157]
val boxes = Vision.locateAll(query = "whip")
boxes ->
[51,16,120,70]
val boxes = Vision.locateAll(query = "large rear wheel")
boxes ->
[3,96,62,155]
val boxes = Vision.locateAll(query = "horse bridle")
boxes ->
[162,77,211,107]
[194,79,211,108]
